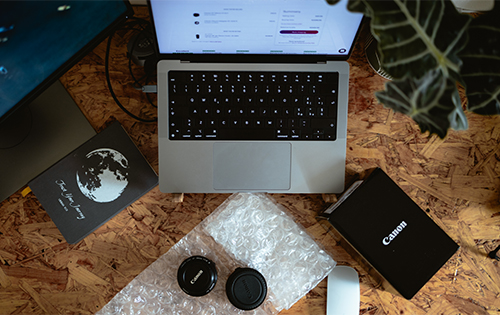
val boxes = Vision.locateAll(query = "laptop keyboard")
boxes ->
[168,71,339,141]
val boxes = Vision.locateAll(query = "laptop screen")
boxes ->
[149,0,363,60]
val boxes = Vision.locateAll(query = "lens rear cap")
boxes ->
[226,267,267,310]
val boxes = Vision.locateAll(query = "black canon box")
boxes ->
[318,168,459,299]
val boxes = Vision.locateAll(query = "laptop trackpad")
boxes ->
[213,142,291,190]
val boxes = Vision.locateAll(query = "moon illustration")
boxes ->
[76,148,129,203]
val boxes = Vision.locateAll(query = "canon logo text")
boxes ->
[382,221,407,245]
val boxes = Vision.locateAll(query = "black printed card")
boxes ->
[29,121,158,244]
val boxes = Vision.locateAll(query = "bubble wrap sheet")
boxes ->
[97,193,336,315]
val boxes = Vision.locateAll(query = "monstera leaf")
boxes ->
[459,4,500,115]
[346,0,472,137]
[350,0,471,81]
[376,70,467,138]
[327,0,500,137]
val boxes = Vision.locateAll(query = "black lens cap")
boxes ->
[226,268,267,310]
[177,256,217,297]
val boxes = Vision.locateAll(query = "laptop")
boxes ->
[148,0,363,193]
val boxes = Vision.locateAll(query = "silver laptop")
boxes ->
[149,0,363,193]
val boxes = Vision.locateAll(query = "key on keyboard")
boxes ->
[168,71,338,140]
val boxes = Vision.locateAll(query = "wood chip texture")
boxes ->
[1,6,499,315]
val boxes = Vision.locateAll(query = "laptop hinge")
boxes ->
[317,61,327,64]
[181,60,190,63]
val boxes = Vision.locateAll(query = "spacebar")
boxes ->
[219,128,275,140]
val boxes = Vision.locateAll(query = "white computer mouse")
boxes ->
[326,266,360,315]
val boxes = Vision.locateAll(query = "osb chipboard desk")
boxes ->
[1,6,500,315]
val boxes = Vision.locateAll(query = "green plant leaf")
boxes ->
[375,69,467,138]
[347,0,366,13]
[459,4,500,115]
[350,0,471,81]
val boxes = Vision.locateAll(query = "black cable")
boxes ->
[127,16,151,25]
[123,19,157,109]
[488,243,500,260]
[122,20,157,94]
[128,39,150,89]
[124,21,153,88]
[105,24,157,123]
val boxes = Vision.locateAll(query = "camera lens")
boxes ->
[226,268,267,310]
[177,256,217,297]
